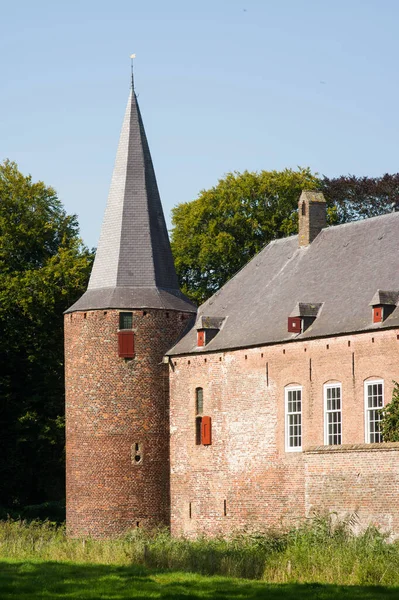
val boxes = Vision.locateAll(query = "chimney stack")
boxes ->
[298,190,327,247]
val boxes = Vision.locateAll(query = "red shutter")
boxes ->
[118,331,135,358]
[197,330,205,347]
[373,307,382,323]
[288,317,302,333]
[201,416,212,445]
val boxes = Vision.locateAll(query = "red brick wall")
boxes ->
[65,308,192,538]
[170,329,399,536]
[304,444,399,534]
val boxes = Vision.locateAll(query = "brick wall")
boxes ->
[170,328,399,536]
[65,308,192,538]
[304,444,399,534]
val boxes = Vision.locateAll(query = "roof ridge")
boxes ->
[319,210,399,234]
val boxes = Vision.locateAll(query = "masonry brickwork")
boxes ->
[65,308,193,537]
[298,191,327,246]
[169,328,399,537]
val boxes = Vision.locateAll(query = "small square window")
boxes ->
[119,312,133,330]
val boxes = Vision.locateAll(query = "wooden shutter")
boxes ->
[288,317,302,333]
[197,330,205,347]
[373,307,382,323]
[201,416,212,445]
[118,331,135,358]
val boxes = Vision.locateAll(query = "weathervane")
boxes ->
[130,54,136,90]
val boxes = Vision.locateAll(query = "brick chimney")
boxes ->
[298,190,327,246]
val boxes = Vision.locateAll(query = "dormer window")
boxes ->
[118,312,134,358]
[197,330,206,347]
[288,303,322,334]
[370,291,399,324]
[196,316,225,347]
[288,317,302,333]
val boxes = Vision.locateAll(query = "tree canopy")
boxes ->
[0,160,93,515]
[171,169,397,305]
[379,382,399,443]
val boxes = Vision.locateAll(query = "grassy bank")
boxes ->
[0,515,399,587]
[1,561,397,600]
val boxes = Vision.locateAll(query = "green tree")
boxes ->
[171,168,320,304]
[171,169,397,305]
[0,160,93,512]
[320,173,399,223]
[379,382,399,442]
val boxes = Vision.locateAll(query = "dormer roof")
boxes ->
[369,290,399,307]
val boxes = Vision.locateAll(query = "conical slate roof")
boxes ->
[67,88,195,314]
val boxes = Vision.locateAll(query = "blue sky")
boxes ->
[1,0,398,248]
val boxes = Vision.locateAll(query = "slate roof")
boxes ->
[168,211,399,355]
[66,89,195,314]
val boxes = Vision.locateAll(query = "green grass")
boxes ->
[1,517,399,598]
[0,561,398,599]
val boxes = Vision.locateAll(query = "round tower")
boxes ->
[64,81,196,537]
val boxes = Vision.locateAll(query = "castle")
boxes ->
[64,81,399,538]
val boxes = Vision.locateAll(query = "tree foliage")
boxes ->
[320,174,399,224]
[0,160,93,511]
[171,170,398,305]
[379,382,399,443]
[171,168,320,304]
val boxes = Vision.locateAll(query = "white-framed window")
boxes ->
[364,380,384,443]
[285,386,302,452]
[324,383,342,445]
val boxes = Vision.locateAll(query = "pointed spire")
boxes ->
[67,80,195,314]
[130,54,135,91]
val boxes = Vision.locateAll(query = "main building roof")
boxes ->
[168,211,399,355]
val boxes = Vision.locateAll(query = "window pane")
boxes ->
[196,388,203,414]
[325,385,342,445]
[287,392,302,449]
[366,383,383,443]
[119,312,133,329]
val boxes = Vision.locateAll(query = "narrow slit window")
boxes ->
[324,384,342,445]
[195,388,204,445]
[195,416,202,445]
[196,388,203,415]
[132,442,143,464]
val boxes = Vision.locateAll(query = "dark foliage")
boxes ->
[321,173,399,223]
[0,160,93,511]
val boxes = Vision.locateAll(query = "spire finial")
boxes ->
[130,54,136,90]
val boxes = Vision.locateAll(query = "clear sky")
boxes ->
[1,0,398,249]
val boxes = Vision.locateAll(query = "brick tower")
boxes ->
[64,79,196,537]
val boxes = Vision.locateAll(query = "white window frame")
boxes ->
[324,383,342,445]
[364,379,384,443]
[285,386,302,452]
